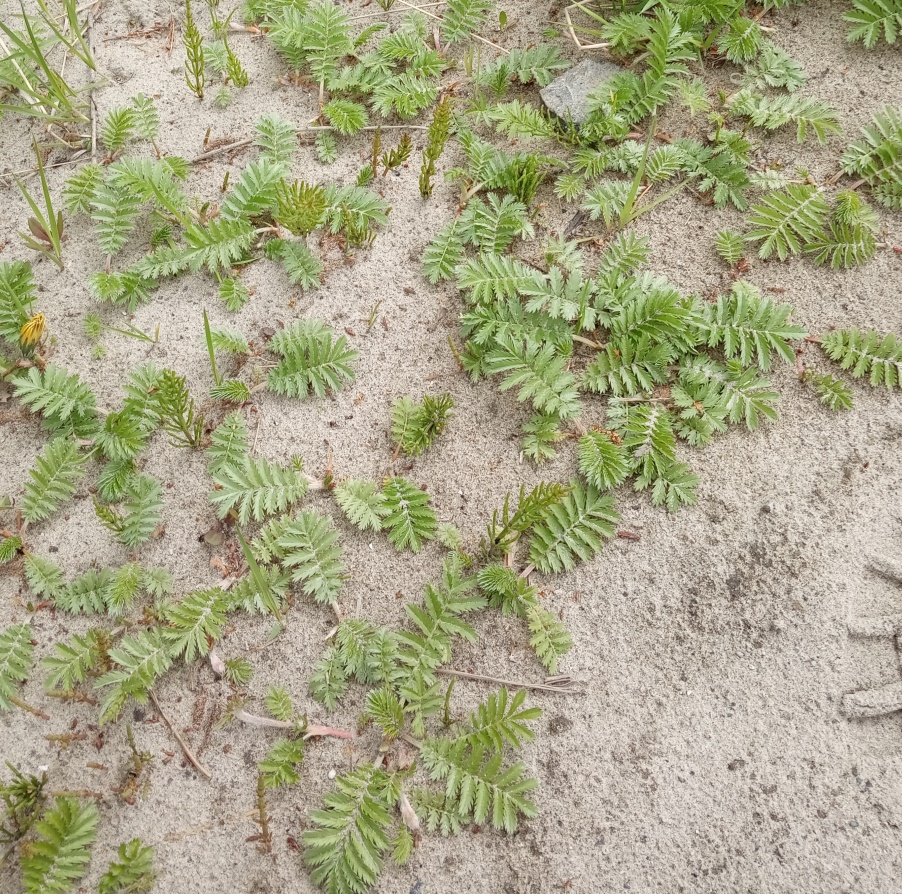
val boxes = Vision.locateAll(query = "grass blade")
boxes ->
[203,308,220,384]
[237,528,283,625]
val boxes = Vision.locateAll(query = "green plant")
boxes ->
[483,482,569,559]
[130,93,162,154]
[304,765,400,890]
[803,371,854,412]
[322,99,368,135]
[264,684,295,721]
[203,308,221,386]
[51,570,109,616]
[714,230,745,266]
[323,184,391,247]
[267,320,358,398]
[13,364,98,436]
[527,481,618,573]
[418,734,536,831]
[84,312,158,347]
[98,839,156,893]
[0,260,39,352]
[437,198,810,510]
[237,528,285,621]
[422,221,464,283]
[807,190,879,268]
[61,110,390,304]
[153,370,204,448]
[391,393,455,456]
[443,0,493,44]
[273,510,346,604]
[204,320,251,377]
[20,796,98,894]
[746,184,831,260]
[214,84,233,107]
[486,335,581,420]
[224,33,249,87]
[841,106,902,209]
[5,4,902,894]
[615,116,690,230]
[206,412,249,473]
[223,657,254,686]
[23,555,64,600]
[219,278,250,311]
[210,380,251,406]
[42,631,106,693]
[306,0,354,101]
[184,0,206,99]
[255,1,447,127]
[820,329,902,390]
[381,133,412,175]
[578,431,630,491]
[419,95,453,197]
[275,181,327,236]
[845,0,902,46]
[15,142,64,269]
[479,44,568,91]
[367,686,405,739]
[381,477,438,552]
[727,89,840,144]
[297,537,561,887]
[22,437,86,524]
[373,72,439,119]
[526,604,573,672]
[210,455,309,524]
[267,239,324,288]
[0,623,34,715]
[162,588,230,661]
[334,479,388,532]
[0,535,24,565]
[94,474,164,549]
[520,413,562,464]
[96,629,172,723]
[220,157,284,221]
[101,107,136,157]
[259,739,305,788]
[0,0,94,124]
[1,764,47,846]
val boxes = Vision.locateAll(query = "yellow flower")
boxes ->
[19,313,46,347]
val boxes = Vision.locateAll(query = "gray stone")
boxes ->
[539,59,625,125]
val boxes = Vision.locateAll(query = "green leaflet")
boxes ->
[528,482,618,574]
[0,623,33,711]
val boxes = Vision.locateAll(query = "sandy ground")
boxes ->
[1,0,901,892]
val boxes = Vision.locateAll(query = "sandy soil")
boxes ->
[1,0,901,892]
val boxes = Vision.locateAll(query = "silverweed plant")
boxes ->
[1,2,901,894]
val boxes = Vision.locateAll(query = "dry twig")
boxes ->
[436,668,583,694]
[149,688,212,779]
[563,1,610,51]
[189,124,429,164]
[395,0,509,53]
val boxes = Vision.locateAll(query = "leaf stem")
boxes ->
[435,667,583,694]
[7,694,50,719]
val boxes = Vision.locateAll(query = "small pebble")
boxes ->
[328,769,336,779]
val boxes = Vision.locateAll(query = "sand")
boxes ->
[1,0,901,892]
